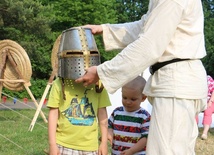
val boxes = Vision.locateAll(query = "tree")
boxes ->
[0,0,55,79]
[115,0,214,77]
[40,0,119,62]
[115,0,149,23]
[1,0,213,99]
[202,0,214,77]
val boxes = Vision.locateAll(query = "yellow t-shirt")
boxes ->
[47,78,111,151]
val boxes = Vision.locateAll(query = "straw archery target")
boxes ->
[51,34,61,74]
[0,40,32,91]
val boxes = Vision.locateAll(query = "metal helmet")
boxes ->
[57,27,101,80]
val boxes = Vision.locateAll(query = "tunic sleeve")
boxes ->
[98,0,184,94]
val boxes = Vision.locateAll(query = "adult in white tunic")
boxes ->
[76,0,208,154]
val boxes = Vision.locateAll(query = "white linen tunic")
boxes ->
[96,0,208,154]
[97,0,207,99]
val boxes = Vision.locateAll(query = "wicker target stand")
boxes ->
[0,40,47,125]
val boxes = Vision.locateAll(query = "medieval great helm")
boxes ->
[57,27,100,80]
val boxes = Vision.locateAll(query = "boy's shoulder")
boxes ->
[113,106,124,111]
[138,107,150,114]
[112,107,150,114]
[110,106,124,115]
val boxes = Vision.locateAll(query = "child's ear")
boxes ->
[141,94,147,102]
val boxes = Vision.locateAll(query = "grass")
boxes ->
[196,128,214,155]
[0,108,49,155]
[0,108,214,155]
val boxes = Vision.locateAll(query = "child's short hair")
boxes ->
[123,76,146,93]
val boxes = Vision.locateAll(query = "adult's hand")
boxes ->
[75,66,99,86]
[83,25,103,35]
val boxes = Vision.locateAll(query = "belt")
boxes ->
[149,58,190,75]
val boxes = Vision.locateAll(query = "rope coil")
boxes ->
[0,40,32,91]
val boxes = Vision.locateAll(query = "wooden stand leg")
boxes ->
[0,48,49,130]
[29,70,56,131]
[28,84,51,131]
[6,50,48,124]
[24,83,48,124]
[0,83,2,102]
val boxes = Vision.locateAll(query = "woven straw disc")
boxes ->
[0,40,32,91]
[51,34,61,74]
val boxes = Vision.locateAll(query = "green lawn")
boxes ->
[196,128,214,155]
[0,108,214,155]
[0,108,49,155]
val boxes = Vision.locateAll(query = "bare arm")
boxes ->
[121,137,147,155]
[108,128,113,146]
[121,110,150,155]
[48,108,60,155]
[98,107,108,155]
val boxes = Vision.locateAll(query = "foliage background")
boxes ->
[0,0,214,99]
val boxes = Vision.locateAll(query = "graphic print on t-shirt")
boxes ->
[62,89,95,126]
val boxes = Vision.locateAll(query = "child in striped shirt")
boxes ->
[108,76,151,155]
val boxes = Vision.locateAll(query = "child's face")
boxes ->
[121,87,144,112]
